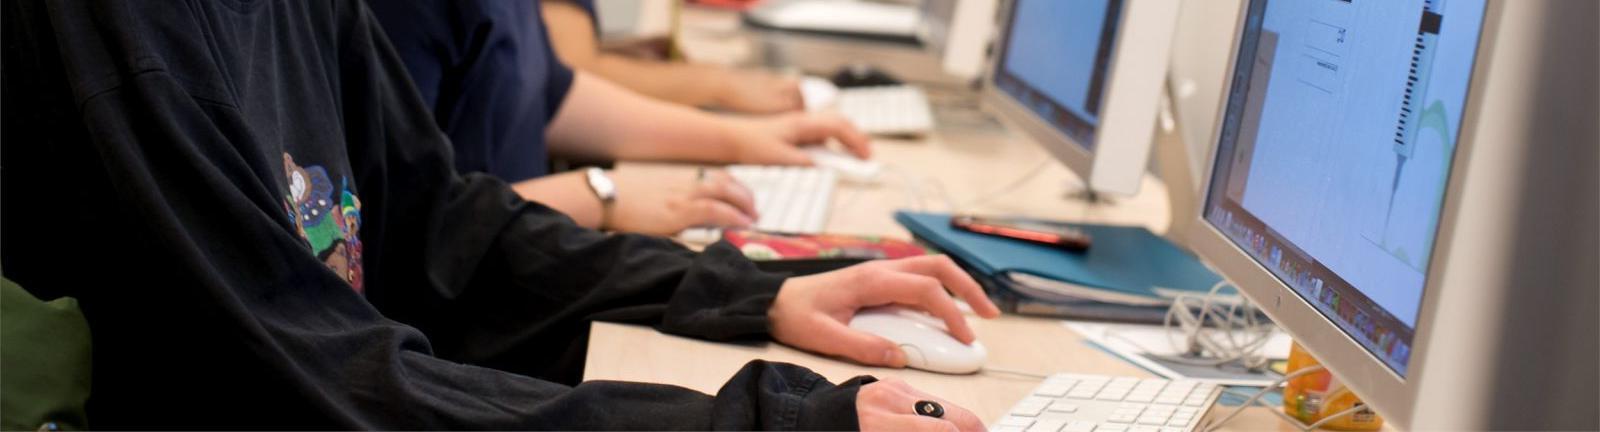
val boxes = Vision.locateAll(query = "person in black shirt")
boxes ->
[1,0,996,430]
[367,0,869,237]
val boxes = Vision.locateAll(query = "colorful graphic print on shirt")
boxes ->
[283,153,364,292]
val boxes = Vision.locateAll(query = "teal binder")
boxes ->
[894,211,1223,301]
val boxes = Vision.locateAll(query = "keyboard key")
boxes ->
[1096,389,1131,401]
[1046,401,1079,413]
[1062,420,1097,432]
[1027,418,1066,432]
[1048,378,1080,388]
[1097,425,1129,432]
[1011,397,1051,417]
[1035,385,1071,397]
[1126,392,1157,403]
[1137,415,1170,426]
[991,427,1025,432]
[1128,427,1160,432]
[998,416,1035,428]
[1108,413,1140,424]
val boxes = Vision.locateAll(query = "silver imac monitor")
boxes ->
[980,0,1180,196]
[919,0,999,82]
[1187,0,1597,429]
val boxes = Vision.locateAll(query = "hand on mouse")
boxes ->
[725,112,871,166]
[858,378,985,432]
[768,255,1002,367]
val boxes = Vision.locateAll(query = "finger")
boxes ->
[885,256,1001,318]
[793,113,873,159]
[695,171,758,218]
[767,144,814,166]
[817,316,908,367]
[862,382,964,432]
[876,415,959,432]
[903,391,985,432]
[853,271,977,344]
[819,113,873,159]
[691,200,755,229]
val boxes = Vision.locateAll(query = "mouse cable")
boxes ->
[981,366,1051,380]
[955,159,1052,212]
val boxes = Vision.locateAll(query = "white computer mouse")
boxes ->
[848,306,987,374]
[804,147,883,183]
[800,76,839,112]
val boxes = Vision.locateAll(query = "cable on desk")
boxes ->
[1201,364,1365,432]
[955,159,1051,212]
[1154,280,1277,371]
[881,163,958,212]
[981,366,1051,380]
[1218,387,1368,432]
[877,158,1052,215]
[1202,365,1320,431]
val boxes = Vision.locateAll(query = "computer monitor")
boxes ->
[919,0,999,81]
[980,0,1180,196]
[1187,0,1598,428]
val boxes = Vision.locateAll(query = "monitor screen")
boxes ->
[1203,0,1486,377]
[993,0,1125,149]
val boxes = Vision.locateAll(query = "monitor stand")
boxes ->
[1064,188,1117,206]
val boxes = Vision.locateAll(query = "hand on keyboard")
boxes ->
[859,378,986,432]
[604,168,758,236]
[727,112,871,165]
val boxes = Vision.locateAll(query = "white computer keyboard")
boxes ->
[836,85,935,136]
[680,165,836,242]
[993,374,1223,432]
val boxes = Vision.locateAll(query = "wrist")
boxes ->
[582,167,617,229]
[706,67,742,107]
[717,117,759,163]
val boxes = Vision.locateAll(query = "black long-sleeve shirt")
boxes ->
[0,0,865,429]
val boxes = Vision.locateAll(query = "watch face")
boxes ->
[587,168,617,201]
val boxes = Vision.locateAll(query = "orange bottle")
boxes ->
[1282,342,1384,430]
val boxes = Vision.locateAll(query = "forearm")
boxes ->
[509,171,603,229]
[588,53,730,108]
[546,72,746,163]
[541,0,732,109]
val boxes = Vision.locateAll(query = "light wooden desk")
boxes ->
[588,134,1287,430]
[584,8,1291,430]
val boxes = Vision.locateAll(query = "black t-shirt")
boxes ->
[0,0,865,429]
[368,0,574,183]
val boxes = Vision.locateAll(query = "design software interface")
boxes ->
[994,0,1124,149]
[1203,0,1485,376]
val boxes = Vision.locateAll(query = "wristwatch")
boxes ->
[583,167,617,229]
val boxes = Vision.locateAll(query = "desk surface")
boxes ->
[584,8,1293,430]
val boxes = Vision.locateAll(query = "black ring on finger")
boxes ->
[914,400,945,418]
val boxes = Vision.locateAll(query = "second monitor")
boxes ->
[981,0,1180,197]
